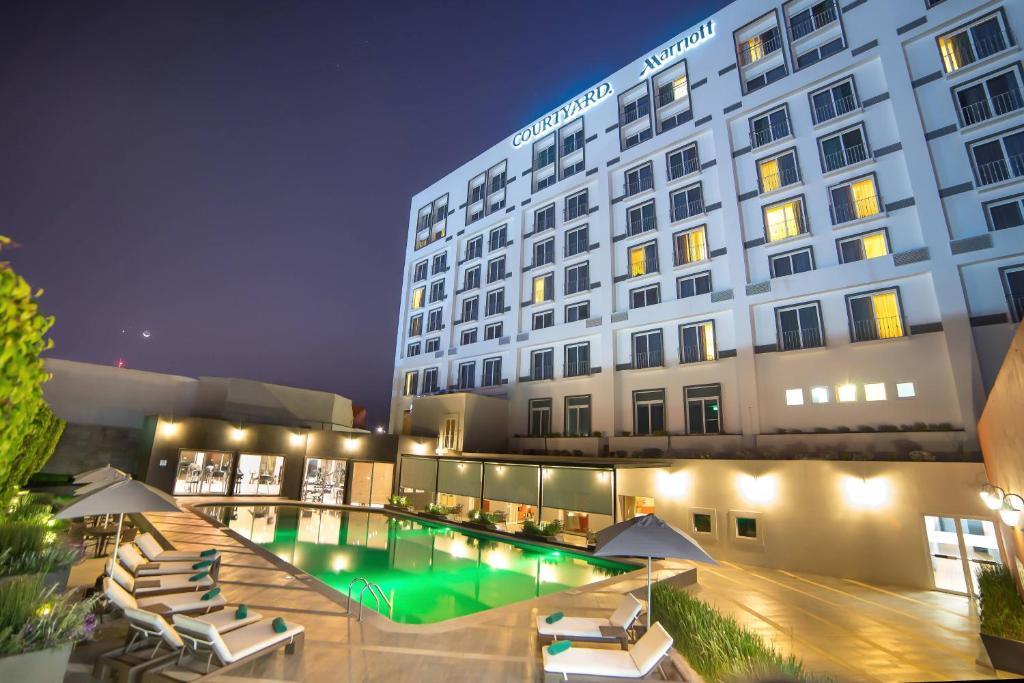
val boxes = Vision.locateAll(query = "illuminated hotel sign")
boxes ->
[511,82,613,148]
[639,19,716,80]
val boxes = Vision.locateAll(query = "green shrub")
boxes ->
[877,424,899,432]
[978,564,1024,642]
[26,472,72,487]
[424,502,448,516]
[0,520,47,556]
[523,519,562,537]
[387,494,409,507]
[0,575,98,655]
[468,509,499,526]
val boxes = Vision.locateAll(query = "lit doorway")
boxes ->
[173,450,234,495]
[923,515,1003,596]
[349,461,393,506]
[233,454,285,496]
[302,457,347,505]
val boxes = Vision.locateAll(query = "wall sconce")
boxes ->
[656,469,690,499]
[596,471,610,482]
[980,484,1005,511]
[375,426,385,434]
[289,432,305,447]
[739,474,776,504]
[1000,494,1024,527]
[842,476,889,508]
[344,438,358,452]
[160,420,179,437]
[230,427,245,442]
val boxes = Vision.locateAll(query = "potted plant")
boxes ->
[978,564,1024,674]
[517,519,562,543]
[0,505,83,591]
[419,503,451,520]
[384,495,412,512]
[0,575,98,682]
[464,510,499,531]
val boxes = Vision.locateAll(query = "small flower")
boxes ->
[83,613,97,633]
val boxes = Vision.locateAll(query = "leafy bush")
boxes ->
[652,584,831,682]
[0,575,98,655]
[877,424,899,432]
[523,519,562,537]
[424,502,449,516]
[387,495,409,507]
[834,426,851,433]
[468,509,499,526]
[978,564,1024,641]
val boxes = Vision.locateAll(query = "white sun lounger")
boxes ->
[107,560,215,597]
[117,543,213,577]
[136,532,221,563]
[537,594,644,648]
[542,622,674,681]
[104,578,227,617]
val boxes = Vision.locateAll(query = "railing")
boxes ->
[625,175,655,196]
[486,269,504,283]
[348,577,394,622]
[671,197,705,222]
[790,2,838,40]
[485,303,503,317]
[760,165,800,191]
[738,32,782,66]
[814,94,857,124]
[681,344,712,364]
[563,136,583,155]
[531,363,554,381]
[565,360,591,377]
[630,257,659,277]
[822,143,868,172]
[416,217,433,231]
[632,350,663,369]
[751,120,791,148]
[621,99,651,125]
[961,89,1024,125]
[780,327,824,351]
[668,157,701,180]
[565,204,589,221]
[627,215,657,236]
[674,245,707,266]
[942,31,1010,73]
[534,152,555,168]
[831,194,881,224]
[565,276,590,295]
[977,154,1024,186]
[852,315,904,342]
[535,216,555,232]
[1010,294,1024,322]
[565,239,589,257]
[482,373,501,387]
[658,88,685,107]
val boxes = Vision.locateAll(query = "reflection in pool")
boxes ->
[204,504,633,624]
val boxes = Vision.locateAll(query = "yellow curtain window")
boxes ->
[701,322,716,361]
[871,292,903,338]
[862,233,888,259]
[759,158,780,192]
[938,35,961,73]
[630,247,647,276]
[765,201,801,242]
[533,277,546,303]
[851,178,880,218]
[685,228,707,263]
[672,76,688,100]
[411,288,424,309]
[746,35,764,63]
[404,373,416,395]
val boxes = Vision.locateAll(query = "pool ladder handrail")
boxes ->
[346,576,393,621]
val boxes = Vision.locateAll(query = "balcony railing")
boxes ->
[632,350,664,369]
[674,245,707,266]
[565,360,591,378]
[531,363,554,381]
[790,2,838,40]
[738,33,782,66]
[1010,294,1024,322]
[750,119,791,148]
[814,94,857,124]
[780,327,824,351]
[630,257,659,278]
[565,240,589,258]
[822,143,868,172]
[625,175,655,196]
[831,194,881,224]
[852,316,904,342]
[681,344,713,364]
[565,277,590,295]
[535,217,555,232]
[671,197,705,222]
[942,31,1011,73]
[977,154,1024,186]
[621,99,651,125]
[962,89,1024,125]
[760,165,800,191]
[627,215,657,236]
[658,88,685,107]
[565,204,589,221]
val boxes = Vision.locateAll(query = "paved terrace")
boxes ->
[66,500,1003,682]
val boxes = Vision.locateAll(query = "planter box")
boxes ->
[514,531,560,544]
[383,504,413,514]
[0,565,71,593]
[463,520,499,532]
[0,643,73,683]
[511,436,604,457]
[755,430,970,458]
[609,435,670,457]
[417,512,451,522]
[981,633,1024,675]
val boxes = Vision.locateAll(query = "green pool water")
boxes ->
[204,504,633,624]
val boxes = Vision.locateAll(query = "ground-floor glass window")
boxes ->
[436,460,482,521]
[482,499,537,532]
[173,450,233,495]
[233,454,285,495]
[539,466,614,547]
[302,457,347,505]
[349,461,393,506]
[619,495,655,520]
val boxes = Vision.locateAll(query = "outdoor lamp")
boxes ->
[289,432,304,446]
[230,427,245,441]
[160,419,179,437]
[980,484,1005,511]
[1000,493,1024,527]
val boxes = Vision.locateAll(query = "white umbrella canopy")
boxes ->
[74,465,129,484]
[74,474,126,497]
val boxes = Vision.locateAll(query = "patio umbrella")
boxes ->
[56,478,181,559]
[73,474,126,497]
[593,514,716,629]
[74,465,129,484]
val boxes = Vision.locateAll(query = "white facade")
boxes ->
[391,0,1024,448]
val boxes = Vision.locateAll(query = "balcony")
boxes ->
[668,157,701,180]
[632,350,663,369]
[564,241,589,258]
[852,316,904,342]
[760,165,800,191]
[780,327,824,351]
[565,277,590,295]
[790,2,838,41]
[674,246,707,266]
[977,154,1024,186]
[620,99,651,125]
[814,94,857,124]
[942,31,1010,74]
[630,257,659,278]
[564,204,589,222]
[738,33,782,67]
[831,195,881,224]
[530,363,554,381]
[822,144,868,173]
[624,175,655,196]
[750,119,791,148]
[627,215,657,236]
[681,344,713,364]
[671,197,705,222]
[565,360,591,378]
[962,89,1024,126]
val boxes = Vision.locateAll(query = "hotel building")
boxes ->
[388,0,1024,591]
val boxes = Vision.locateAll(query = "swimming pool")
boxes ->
[203,504,634,624]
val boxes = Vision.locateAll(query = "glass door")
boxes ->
[349,462,394,506]
[960,518,1003,595]
[173,450,234,495]
[233,454,285,496]
[302,458,347,505]
[923,515,1003,596]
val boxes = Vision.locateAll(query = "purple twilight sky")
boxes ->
[1,0,727,427]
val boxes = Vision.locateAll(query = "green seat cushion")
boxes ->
[545,611,564,624]
[189,571,209,582]
[200,549,218,557]
[547,640,571,655]
[192,560,213,570]
[272,616,287,633]
[201,587,221,601]
[235,604,248,619]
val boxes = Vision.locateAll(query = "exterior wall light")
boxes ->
[160,420,179,437]
[842,476,889,508]
[375,426,385,434]
[345,438,358,452]
[656,469,689,499]
[739,474,776,504]
[980,484,1005,511]
[230,427,245,441]
[1000,494,1024,527]
[289,433,305,447]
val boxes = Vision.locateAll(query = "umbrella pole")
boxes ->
[647,556,652,630]
[112,512,124,560]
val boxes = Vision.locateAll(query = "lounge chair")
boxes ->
[107,560,215,597]
[117,544,217,578]
[135,532,221,563]
[542,622,674,681]
[103,578,226,618]
[93,606,263,683]
[537,594,644,649]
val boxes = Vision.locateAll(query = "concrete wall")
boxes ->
[41,423,149,478]
[617,459,993,589]
[403,393,508,453]
[194,377,353,428]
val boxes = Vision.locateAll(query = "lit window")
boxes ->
[838,231,889,264]
[849,291,904,341]
[896,382,916,398]
[810,386,829,403]
[629,243,658,276]
[674,226,708,265]
[765,200,804,242]
[760,157,780,192]
[403,371,418,397]
[785,388,804,406]
[830,176,880,224]
[837,383,857,402]
[864,383,886,401]
[533,274,552,304]
[411,287,425,309]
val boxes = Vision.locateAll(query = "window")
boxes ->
[629,242,659,277]
[838,230,888,263]
[484,322,503,340]
[425,337,440,353]
[565,225,589,257]
[528,399,552,436]
[632,330,663,368]
[464,266,480,291]
[790,1,839,40]
[485,288,505,316]
[422,367,439,394]
[482,357,502,387]
[565,342,590,377]
[627,201,656,236]
[970,129,1024,186]
[633,389,665,435]
[487,256,506,283]
[427,308,443,333]
[819,126,868,172]
[533,310,554,330]
[864,383,886,401]
[565,396,592,436]
[810,386,829,403]
[432,252,447,274]
[411,286,425,309]
[1001,265,1024,322]
[414,194,449,250]
[738,25,782,66]
[533,238,555,268]
[668,143,700,180]
[830,176,881,224]
[562,125,584,155]
[777,302,824,350]
[621,94,650,125]
[785,388,804,406]
[458,361,475,389]
[534,135,556,169]
[848,289,904,341]
[461,296,479,322]
[403,371,419,397]
[837,383,857,402]
[533,273,554,303]
[624,126,654,150]
[565,262,589,294]
[413,260,428,282]
[531,349,554,380]
[566,301,590,323]
[955,67,1024,126]
[677,271,712,299]
[407,342,420,357]
[680,321,716,363]
[810,78,857,124]
[792,31,844,70]
[985,194,1024,230]
[673,225,708,265]
[657,73,689,107]
[938,13,1011,74]
[565,191,589,221]
[465,236,482,261]
[625,163,655,196]
[429,279,445,303]
[770,247,814,277]
[764,197,806,242]
[735,517,758,539]
[460,328,477,346]
[758,150,799,192]
[686,384,721,434]
[670,184,704,221]
[489,225,507,251]
[693,512,713,534]
[630,284,661,309]
[750,106,790,148]
[409,314,423,337]
[535,204,556,232]
[896,382,916,399]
